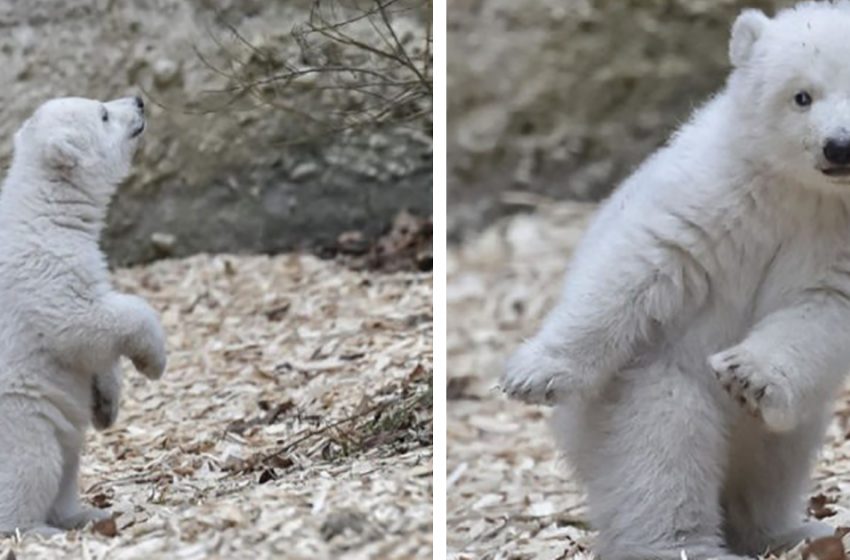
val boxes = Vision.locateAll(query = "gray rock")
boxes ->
[152,58,180,88]
[150,232,177,256]
[290,162,320,181]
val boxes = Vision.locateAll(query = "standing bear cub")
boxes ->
[0,96,166,534]
[503,2,850,559]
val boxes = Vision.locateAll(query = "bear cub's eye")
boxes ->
[794,91,813,107]
[101,108,109,123]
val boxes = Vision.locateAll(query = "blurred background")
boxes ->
[0,0,432,267]
[448,0,793,239]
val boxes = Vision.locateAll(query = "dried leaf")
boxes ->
[810,494,838,519]
[92,517,118,538]
[802,536,846,560]
[447,376,475,400]
[340,210,433,272]
[12,253,431,558]
[89,493,112,509]
[264,302,291,322]
[258,469,277,484]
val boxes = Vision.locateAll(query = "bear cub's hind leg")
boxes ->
[47,438,111,530]
[723,413,835,556]
[573,368,746,560]
[0,417,64,535]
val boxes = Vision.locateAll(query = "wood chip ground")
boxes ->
[1,254,433,559]
[447,200,850,560]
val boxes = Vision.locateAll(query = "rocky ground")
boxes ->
[447,0,792,237]
[0,0,431,264]
[447,201,850,560]
[0,253,433,560]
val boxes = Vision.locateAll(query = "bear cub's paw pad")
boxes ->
[709,346,796,431]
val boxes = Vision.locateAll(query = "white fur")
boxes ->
[502,3,850,558]
[0,96,165,534]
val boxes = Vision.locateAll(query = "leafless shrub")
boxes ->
[197,0,432,143]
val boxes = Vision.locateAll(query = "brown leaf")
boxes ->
[406,363,428,384]
[258,468,277,484]
[337,231,368,255]
[267,454,294,470]
[262,401,294,424]
[92,517,118,538]
[225,419,252,435]
[809,494,837,519]
[227,400,294,434]
[802,536,845,560]
[339,210,432,272]
[264,301,291,322]
[447,376,475,400]
[89,492,112,509]
[172,464,195,476]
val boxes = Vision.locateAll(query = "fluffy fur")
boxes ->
[502,2,850,558]
[0,96,166,534]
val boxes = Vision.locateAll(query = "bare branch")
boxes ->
[192,0,432,144]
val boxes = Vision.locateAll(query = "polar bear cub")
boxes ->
[0,96,166,534]
[502,2,850,559]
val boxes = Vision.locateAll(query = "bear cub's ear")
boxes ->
[730,9,770,68]
[44,131,84,173]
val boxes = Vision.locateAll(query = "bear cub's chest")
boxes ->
[709,202,850,318]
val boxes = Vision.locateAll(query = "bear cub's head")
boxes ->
[729,2,850,189]
[13,96,145,191]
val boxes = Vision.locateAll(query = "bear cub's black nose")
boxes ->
[134,96,144,112]
[824,138,850,165]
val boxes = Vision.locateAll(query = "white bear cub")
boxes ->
[0,96,166,535]
[503,2,850,559]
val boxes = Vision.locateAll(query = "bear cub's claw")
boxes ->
[501,339,572,405]
[709,345,797,432]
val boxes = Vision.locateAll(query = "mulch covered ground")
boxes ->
[0,253,432,560]
[447,200,850,560]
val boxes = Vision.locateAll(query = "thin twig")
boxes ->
[190,0,432,144]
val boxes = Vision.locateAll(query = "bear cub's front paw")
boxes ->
[132,348,166,380]
[709,345,797,432]
[91,369,121,431]
[132,324,167,380]
[501,339,574,405]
